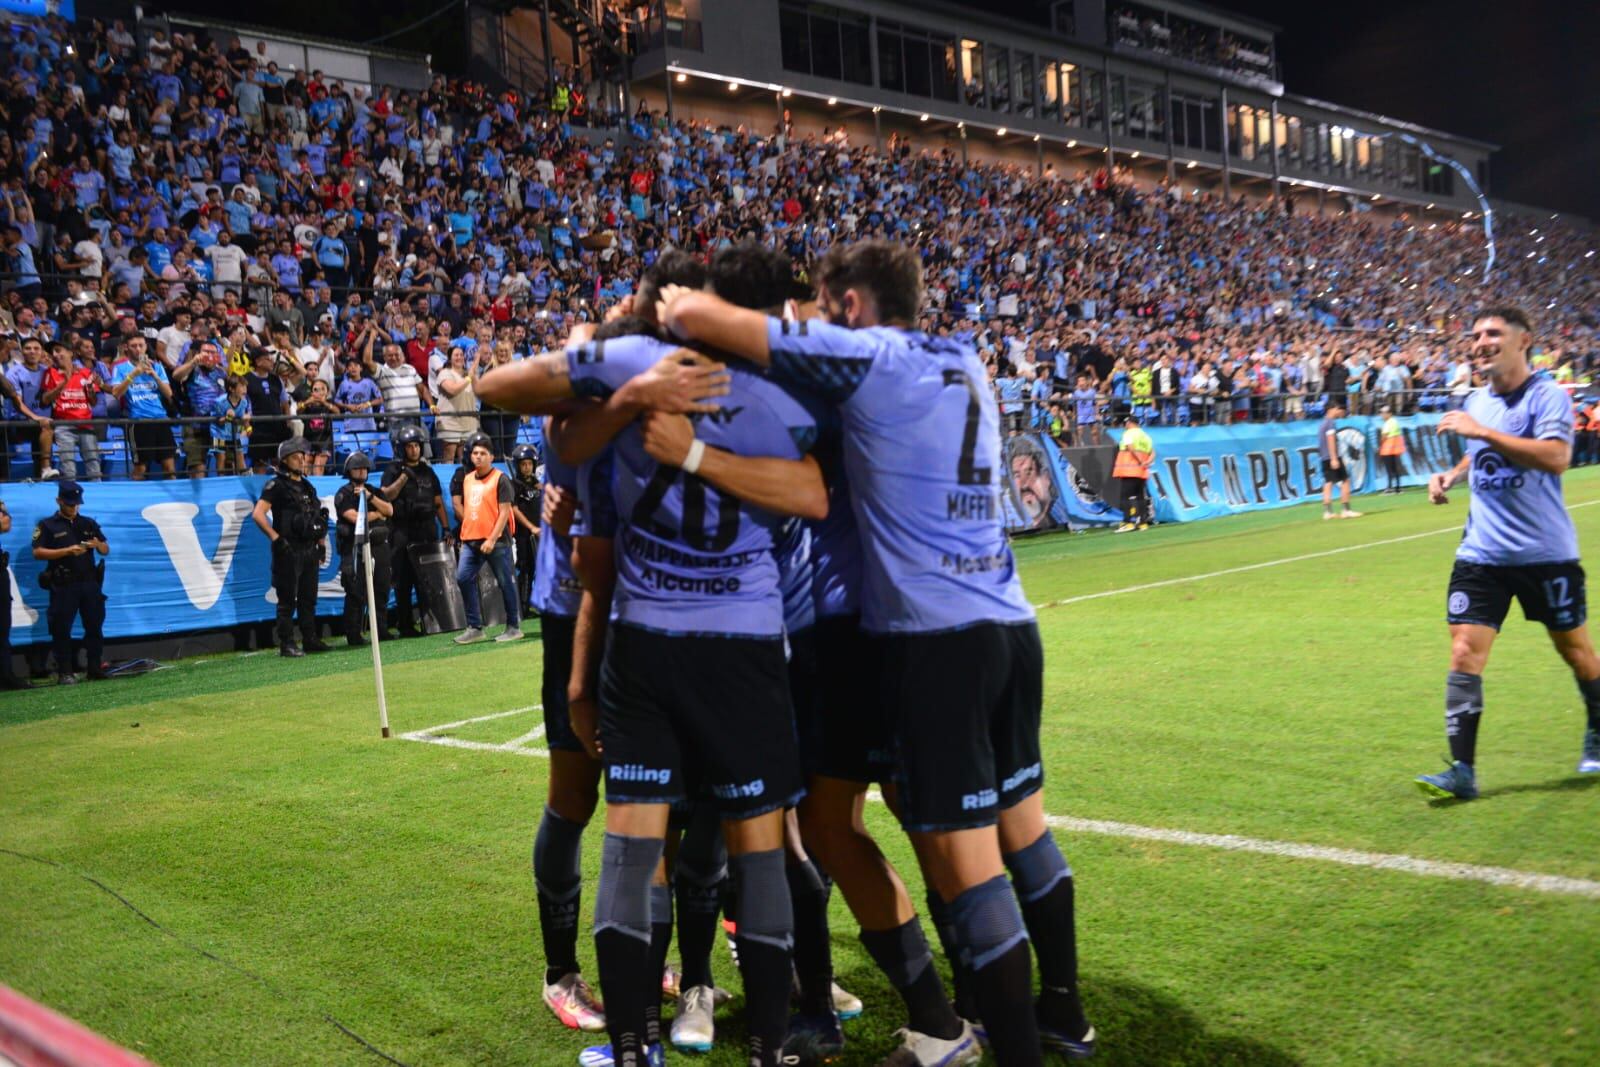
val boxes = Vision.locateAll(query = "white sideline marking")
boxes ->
[1034,498,1600,611]
[405,712,1600,900]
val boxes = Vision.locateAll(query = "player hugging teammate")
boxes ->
[480,239,1094,1067]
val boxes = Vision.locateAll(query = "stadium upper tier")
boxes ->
[0,7,1593,398]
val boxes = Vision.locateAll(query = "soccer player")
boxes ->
[1319,403,1363,520]
[658,240,1095,1066]
[478,278,825,1067]
[1416,307,1600,800]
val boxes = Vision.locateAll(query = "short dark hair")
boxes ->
[636,251,707,312]
[815,240,923,325]
[1475,306,1533,333]
[709,242,794,312]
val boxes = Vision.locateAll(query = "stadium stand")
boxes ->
[0,5,1594,478]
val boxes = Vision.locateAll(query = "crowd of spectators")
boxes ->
[0,10,1594,481]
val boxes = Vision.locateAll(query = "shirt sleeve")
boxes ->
[765,317,878,403]
[1532,384,1574,442]
[564,335,662,399]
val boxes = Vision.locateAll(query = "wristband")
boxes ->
[681,437,706,475]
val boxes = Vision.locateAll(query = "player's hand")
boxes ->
[566,322,597,347]
[621,350,729,414]
[654,284,695,337]
[604,295,633,322]
[542,484,577,534]
[1428,472,1451,505]
[640,411,695,468]
[568,694,602,759]
[1438,411,1487,440]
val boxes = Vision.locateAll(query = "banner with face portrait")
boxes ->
[1001,434,1124,532]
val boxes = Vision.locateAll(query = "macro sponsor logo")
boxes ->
[693,406,746,427]
[961,788,998,811]
[711,778,766,800]
[1471,449,1526,492]
[609,763,673,785]
[1002,762,1042,793]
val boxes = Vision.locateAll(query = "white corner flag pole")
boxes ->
[358,487,391,738]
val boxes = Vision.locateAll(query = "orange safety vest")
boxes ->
[460,468,514,541]
[1112,438,1154,479]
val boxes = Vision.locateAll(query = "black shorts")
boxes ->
[539,612,583,753]
[796,615,895,784]
[1321,460,1348,484]
[880,621,1045,832]
[599,622,801,818]
[131,420,176,464]
[1447,560,1587,632]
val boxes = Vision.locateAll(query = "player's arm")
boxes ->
[1439,408,1571,476]
[639,411,827,521]
[550,351,733,465]
[473,351,576,412]
[658,288,772,366]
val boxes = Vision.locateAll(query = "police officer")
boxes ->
[251,437,331,657]
[380,424,448,637]
[509,443,541,614]
[335,452,394,647]
[31,481,109,685]
[1,495,31,689]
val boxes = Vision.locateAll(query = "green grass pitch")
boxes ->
[4,472,1600,1066]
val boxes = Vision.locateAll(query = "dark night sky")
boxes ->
[170,0,1599,219]
[984,0,1600,220]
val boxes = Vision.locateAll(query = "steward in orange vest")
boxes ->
[1113,416,1156,531]
[454,439,523,643]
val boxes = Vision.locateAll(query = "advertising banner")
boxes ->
[3,466,466,647]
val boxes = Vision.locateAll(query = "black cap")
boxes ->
[57,480,84,503]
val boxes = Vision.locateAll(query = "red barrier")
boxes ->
[0,986,155,1067]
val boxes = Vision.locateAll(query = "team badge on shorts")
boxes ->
[1449,591,1469,615]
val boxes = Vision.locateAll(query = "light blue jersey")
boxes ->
[766,319,1035,634]
[796,395,862,620]
[567,335,817,637]
[531,445,584,617]
[1457,376,1578,566]
[573,448,618,540]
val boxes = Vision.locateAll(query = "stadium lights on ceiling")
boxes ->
[782,89,792,97]
[920,113,930,121]
[996,127,1007,136]
[1067,139,1077,148]
[728,81,738,91]
[676,72,687,82]
[1371,194,1380,200]
[1033,134,1040,142]
[872,106,881,113]
[827,97,837,105]
[1131,151,1140,158]
[1186,160,1196,168]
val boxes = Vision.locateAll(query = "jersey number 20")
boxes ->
[633,464,740,552]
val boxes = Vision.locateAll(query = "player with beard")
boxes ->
[1416,307,1600,799]
[478,249,826,1067]
[657,240,1095,1066]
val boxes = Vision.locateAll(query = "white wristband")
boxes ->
[681,437,706,475]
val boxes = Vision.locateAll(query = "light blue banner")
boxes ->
[1003,434,1123,532]
[3,465,466,647]
[1117,414,1464,523]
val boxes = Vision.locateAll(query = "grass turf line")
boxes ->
[2,471,1598,1065]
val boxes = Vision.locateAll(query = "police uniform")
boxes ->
[380,457,443,635]
[260,471,327,652]
[32,486,108,681]
[511,467,540,612]
[335,476,392,645]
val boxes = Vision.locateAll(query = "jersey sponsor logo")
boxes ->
[710,777,766,800]
[961,787,999,811]
[1002,761,1042,794]
[1471,449,1526,491]
[609,763,672,785]
[1448,591,1470,616]
[692,406,746,427]
[636,563,744,594]
[939,551,1012,575]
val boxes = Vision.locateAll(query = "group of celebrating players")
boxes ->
[470,228,1600,1067]
[474,239,1089,1067]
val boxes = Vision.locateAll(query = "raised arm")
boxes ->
[473,351,575,412]
[658,288,772,367]
[639,411,827,521]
